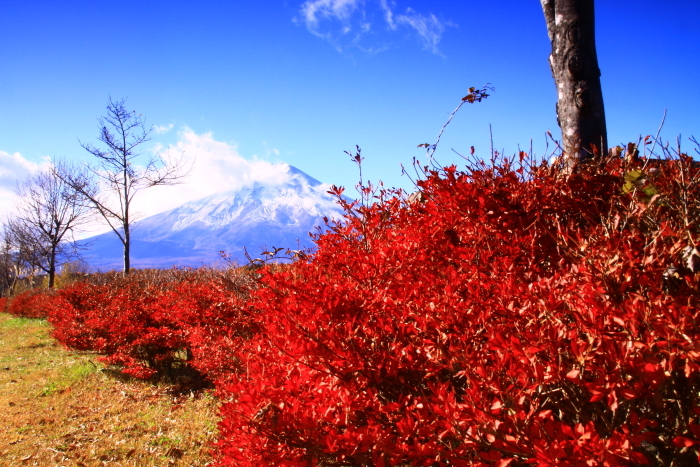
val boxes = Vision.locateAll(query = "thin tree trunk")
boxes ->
[48,245,56,288]
[123,226,131,274]
[122,159,131,274]
[541,0,607,165]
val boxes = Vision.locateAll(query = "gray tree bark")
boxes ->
[541,0,607,165]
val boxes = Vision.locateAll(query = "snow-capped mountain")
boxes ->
[82,165,349,270]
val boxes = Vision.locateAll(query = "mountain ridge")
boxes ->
[81,164,349,270]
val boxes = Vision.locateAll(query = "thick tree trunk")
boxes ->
[541,0,607,165]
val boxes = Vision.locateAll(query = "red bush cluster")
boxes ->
[5,150,699,465]
[6,288,63,319]
[48,269,258,380]
[213,154,700,466]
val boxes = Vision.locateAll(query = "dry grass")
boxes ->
[0,312,219,466]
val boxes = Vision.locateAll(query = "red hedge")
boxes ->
[49,270,257,380]
[7,289,65,319]
[213,155,700,466]
[41,152,700,465]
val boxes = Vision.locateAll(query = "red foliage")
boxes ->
[7,288,65,319]
[49,269,257,381]
[41,150,700,465]
[212,155,700,466]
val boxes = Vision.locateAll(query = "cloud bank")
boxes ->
[0,150,44,221]
[134,128,296,220]
[295,0,452,54]
[1,130,300,236]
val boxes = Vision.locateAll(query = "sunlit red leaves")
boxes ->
[33,151,700,465]
[211,153,700,465]
[7,288,65,319]
[45,272,254,382]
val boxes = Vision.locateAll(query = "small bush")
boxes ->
[49,267,259,381]
[7,288,64,319]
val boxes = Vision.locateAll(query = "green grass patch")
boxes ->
[0,316,49,329]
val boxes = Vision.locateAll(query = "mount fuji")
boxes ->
[81,165,350,270]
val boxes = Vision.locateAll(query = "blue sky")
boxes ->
[2,0,699,224]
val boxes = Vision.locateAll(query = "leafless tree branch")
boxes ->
[12,160,92,288]
[58,97,191,274]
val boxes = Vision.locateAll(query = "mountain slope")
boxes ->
[82,164,349,270]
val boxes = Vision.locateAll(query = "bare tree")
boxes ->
[3,217,44,288]
[13,161,92,288]
[1,216,47,294]
[0,221,21,297]
[541,0,607,165]
[61,97,189,274]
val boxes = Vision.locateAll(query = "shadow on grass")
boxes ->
[99,365,215,396]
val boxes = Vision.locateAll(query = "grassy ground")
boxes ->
[0,312,219,466]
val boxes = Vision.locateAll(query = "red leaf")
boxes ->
[673,436,698,448]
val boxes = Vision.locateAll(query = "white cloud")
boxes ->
[379,0,396,29]
[299,0,363,35]
[134,129,295,219]
[295,0,451,54]
[396,8,448,55]
[261,140,281,157]
[0,150,44,221]
[153,123,174,134]
[1,132,310,237]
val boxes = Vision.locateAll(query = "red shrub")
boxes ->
[49,281,112,351]
[50,269,258,381]
[213,154,700,466]
[38,148,700,464]
[7,289,66,319]
[168,279,260,381]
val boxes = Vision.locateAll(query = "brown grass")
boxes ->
[0,312,219,466]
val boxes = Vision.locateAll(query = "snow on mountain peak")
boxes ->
[158,164,341,232]
[83,164,350,270]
